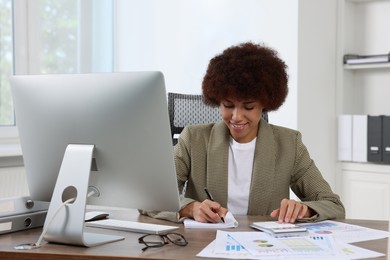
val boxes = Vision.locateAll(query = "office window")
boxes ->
[30,0,79,74]
[25,0,113,74]
[0,0,14,126]
[0,0,113,138]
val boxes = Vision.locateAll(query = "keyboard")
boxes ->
[85,218,179,234]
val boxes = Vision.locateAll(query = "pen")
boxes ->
[204,187,225,223]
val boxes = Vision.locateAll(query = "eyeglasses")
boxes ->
[138,232,188,251]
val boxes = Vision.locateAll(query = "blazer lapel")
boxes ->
[206,122,230,207]
[248,120,277,215]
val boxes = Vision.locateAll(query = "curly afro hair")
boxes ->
[202,42,288,112]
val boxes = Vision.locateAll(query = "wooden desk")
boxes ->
[0,208,388,260]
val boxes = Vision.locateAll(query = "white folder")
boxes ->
[338,115,352,161]
[352,115,368,162]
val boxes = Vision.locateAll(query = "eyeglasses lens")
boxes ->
[141,235,166,247]
[166,233,187,246]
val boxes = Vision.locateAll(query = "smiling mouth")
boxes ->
[231,123,247,130]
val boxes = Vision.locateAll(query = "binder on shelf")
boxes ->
[343,53,390,65]
[367,115,383,163]
[352,115,367,162]
[338,114,352,161]
[382,116,390,164]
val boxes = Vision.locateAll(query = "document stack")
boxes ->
[338,115,390,164]
[343,53,390,65]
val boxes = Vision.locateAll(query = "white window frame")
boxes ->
[0,0,26,143]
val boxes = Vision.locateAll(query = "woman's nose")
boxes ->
[232,108,242,121]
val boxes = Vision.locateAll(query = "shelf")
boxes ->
[340,161,390,174]
[347,0,390,3]
[344,62,390,70]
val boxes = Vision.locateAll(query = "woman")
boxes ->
[142,42,345,223]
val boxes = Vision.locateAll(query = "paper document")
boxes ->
[184,211,238,229]
[229,231,339,257]
[198,230,349,259]
[298,220,390,243]
[196,220,390,259]
[197,230,385,259]
[336,242,385,260]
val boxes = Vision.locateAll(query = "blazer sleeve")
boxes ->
[290,132,345,221]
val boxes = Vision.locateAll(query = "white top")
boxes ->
[227,137,256,215]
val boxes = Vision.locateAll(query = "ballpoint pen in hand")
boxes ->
[204,187,225,223]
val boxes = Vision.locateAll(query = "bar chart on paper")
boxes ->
[225,235,244,252]
[202,231,253,258]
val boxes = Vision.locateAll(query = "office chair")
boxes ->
[168,92,268,145]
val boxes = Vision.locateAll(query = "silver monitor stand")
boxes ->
[43,144,124,247]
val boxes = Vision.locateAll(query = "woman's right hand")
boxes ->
[179,199,227,223]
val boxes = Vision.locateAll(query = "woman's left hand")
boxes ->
[270,198,313,223]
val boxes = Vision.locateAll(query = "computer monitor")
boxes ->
[10,71,180,247]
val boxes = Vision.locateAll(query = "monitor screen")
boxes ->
[10,72,181,246]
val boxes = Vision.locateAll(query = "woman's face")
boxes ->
[220,98,263,143]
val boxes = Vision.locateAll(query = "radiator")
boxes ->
[0,167,29,198]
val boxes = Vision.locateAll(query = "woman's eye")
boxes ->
[223,104,234,108]
[245,107,254,110]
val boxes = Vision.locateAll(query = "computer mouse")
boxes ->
[84,211,109,222]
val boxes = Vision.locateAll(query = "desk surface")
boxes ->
[0,208,388,260]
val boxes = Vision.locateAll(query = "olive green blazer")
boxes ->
[140,119,345,223]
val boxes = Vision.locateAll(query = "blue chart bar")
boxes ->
[226,244,243,251]
[226,235,244,251]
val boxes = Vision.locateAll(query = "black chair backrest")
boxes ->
[168,92,220,138]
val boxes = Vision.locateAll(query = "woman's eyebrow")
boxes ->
[223,99,255,103]
[243,101,256,105]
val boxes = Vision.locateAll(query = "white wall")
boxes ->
[3,1,343,198]
[297,0,338,189]
[114,0,299,129]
